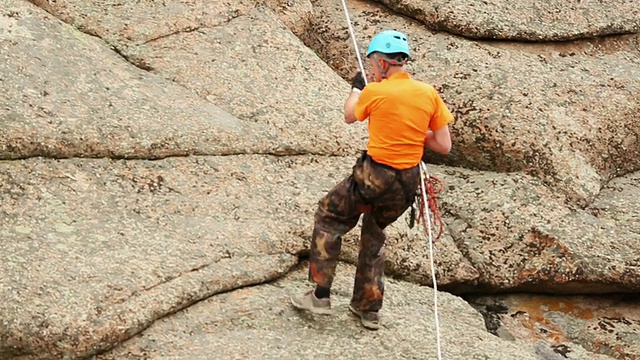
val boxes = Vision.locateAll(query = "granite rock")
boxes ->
[373,0,640,41]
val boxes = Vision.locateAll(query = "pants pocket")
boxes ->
[350,153,397,204]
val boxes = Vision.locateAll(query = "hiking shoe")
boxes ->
[290,290,333,315]
[349,304,381,330]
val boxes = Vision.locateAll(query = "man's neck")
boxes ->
[385,67,406,78]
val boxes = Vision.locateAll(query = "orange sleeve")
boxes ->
[354,86,375,122]
[429,91,454,131]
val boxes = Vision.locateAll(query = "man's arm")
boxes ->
[424,89,454,155]
[344,71,367,124]
[424,126,452,155]
[344,90,360,124]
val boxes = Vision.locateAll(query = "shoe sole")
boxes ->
[348,305,381,330]
[290,297,333,315]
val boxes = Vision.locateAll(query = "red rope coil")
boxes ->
[416,174,445,241]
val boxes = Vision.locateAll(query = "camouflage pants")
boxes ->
[308,151,420,312]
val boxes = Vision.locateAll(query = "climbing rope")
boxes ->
[339,0,368,87]
[337,1,443,358]
[417,162,443,360]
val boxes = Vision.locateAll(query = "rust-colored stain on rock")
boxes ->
[497,295,640,360]
[512,297,594,343]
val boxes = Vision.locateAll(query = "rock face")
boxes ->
[96,263,548,360]
[25,0,368,157]
[1,0,639,359]
[372,0,640,41]
[588,170,640,235]
[0,155,312,359]
[440,168,640,294]
[470,293,640,360]
[0,2,259,159]
[5,159,636,358]
[302,0,640,207]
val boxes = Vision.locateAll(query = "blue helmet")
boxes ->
[366,30,411,58]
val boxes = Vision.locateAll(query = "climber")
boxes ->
[291,29,454,330]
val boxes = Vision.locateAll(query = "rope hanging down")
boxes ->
[417,162,443,360]
[337,1,444,358]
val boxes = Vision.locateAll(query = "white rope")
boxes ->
[339,0,368,86]
[337,0,443,357]
[419,161,443,360]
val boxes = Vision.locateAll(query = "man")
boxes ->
[291,29,454,330]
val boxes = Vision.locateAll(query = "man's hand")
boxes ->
[351,71,366,91]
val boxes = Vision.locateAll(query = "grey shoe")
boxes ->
[349,304,381,330]
[291,290,333,315]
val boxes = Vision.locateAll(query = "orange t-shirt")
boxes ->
[354,72,454,170]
